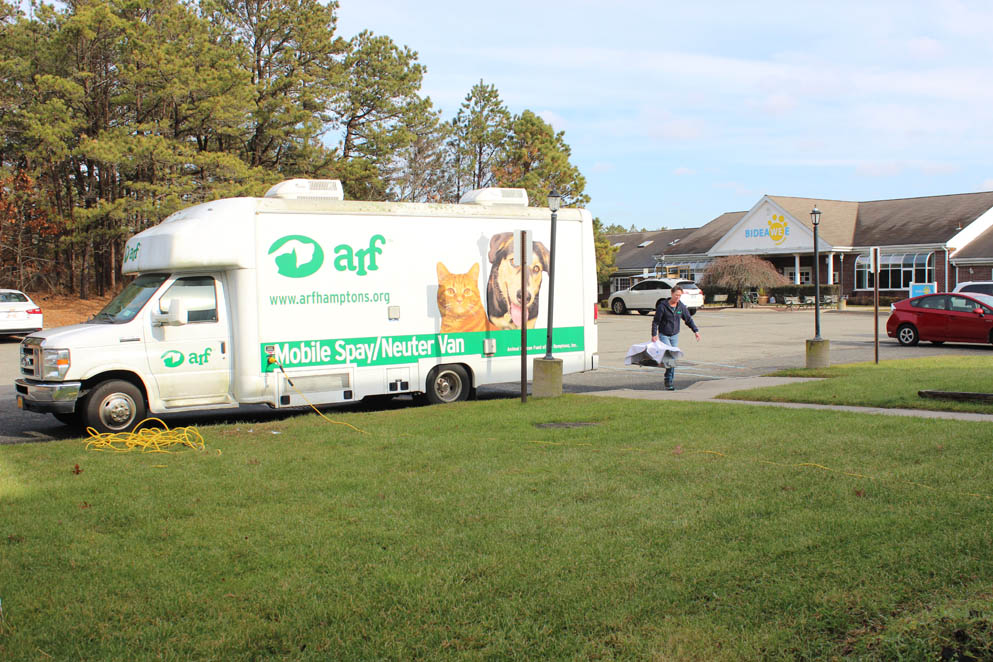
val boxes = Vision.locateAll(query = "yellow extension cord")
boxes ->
[85,418,208,453]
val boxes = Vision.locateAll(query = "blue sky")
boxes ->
[337,1,993,230]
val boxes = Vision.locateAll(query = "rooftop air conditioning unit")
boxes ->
[458,187,529,206]
[265,179,345,200]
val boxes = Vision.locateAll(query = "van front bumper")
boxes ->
[14,379,82,414]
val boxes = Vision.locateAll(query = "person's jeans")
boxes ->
[658,333,678,385]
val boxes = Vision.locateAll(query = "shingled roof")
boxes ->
[605,190,993,275]
[854,191,993,246]
[609,228,697,272]
[951,223,993,261]
[666,211,746,256]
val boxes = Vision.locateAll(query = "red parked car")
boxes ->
[886,292,993,346]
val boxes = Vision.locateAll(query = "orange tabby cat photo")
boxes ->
[436,262,493,332]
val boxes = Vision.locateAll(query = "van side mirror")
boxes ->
[152,298,188,326]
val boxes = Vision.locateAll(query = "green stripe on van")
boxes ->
[259,326,585,371]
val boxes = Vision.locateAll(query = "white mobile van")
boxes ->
[16,180,599,432]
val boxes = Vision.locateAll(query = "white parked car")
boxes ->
[609,278,704,315]
[953,281,993,296]
[0,289,43,336]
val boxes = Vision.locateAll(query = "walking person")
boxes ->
[651,285,701,390]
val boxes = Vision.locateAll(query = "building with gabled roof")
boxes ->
[606,190,993,300]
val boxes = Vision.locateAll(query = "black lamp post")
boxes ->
[544,189,561,359]
[811,205,822,341]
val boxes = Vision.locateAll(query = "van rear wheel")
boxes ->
[425,365,470,404]
[82,379,146,434]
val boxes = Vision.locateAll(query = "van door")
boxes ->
[147,275,233,407]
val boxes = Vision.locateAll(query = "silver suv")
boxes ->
[609,278,704,315]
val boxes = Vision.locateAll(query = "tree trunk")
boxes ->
[79,240,90,299]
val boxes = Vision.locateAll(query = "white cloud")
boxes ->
[748,92,798,116]
[657,118,704,141]
[906,36,943,59]
[855,162,904,177]
[714,181,753,195]
[537,110,567,130]
[917,162,959,175]
[591,162,615,173]
[983,179,993,191]
[673,167,696,176]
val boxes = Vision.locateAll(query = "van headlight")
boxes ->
[42,348,70,380]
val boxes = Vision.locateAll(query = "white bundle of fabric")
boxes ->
[624,340,683,368]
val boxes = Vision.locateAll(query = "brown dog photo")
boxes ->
[486,232,551,329]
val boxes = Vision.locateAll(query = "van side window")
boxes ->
[159,277,218,323]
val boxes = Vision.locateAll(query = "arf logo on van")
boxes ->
[161,350,185,368]
[268,235,325,278]
[123,241,140,264]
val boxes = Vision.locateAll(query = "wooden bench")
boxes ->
[782,296,801,310]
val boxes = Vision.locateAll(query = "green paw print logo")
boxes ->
[268,235,325,278]
[161,350,185,368]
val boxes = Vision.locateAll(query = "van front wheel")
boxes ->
[82,380,146,434]
[425,365,470,404]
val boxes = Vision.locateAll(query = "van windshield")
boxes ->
[87,274,169,324]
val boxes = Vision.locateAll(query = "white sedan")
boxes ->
[0,289,43,336]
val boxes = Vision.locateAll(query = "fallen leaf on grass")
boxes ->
[672,445,683,456]
[71,464,82,475]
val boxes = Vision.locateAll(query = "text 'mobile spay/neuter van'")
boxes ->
[15,180,599,433]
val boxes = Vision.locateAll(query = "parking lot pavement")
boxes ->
[556,306,993,395]
[4,308,992,443]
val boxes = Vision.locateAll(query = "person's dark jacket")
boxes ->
[652,299,699,337]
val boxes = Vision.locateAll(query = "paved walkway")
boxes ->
[586,376,993,422]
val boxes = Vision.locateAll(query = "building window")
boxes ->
[855,252,933,289]
[784,268,812,284]
[661,261,711,282]
[612,277,633,292]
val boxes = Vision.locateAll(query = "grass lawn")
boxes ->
[2,394,993,660]
[719,355,993,413]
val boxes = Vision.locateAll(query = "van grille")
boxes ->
[20,341,39,378]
